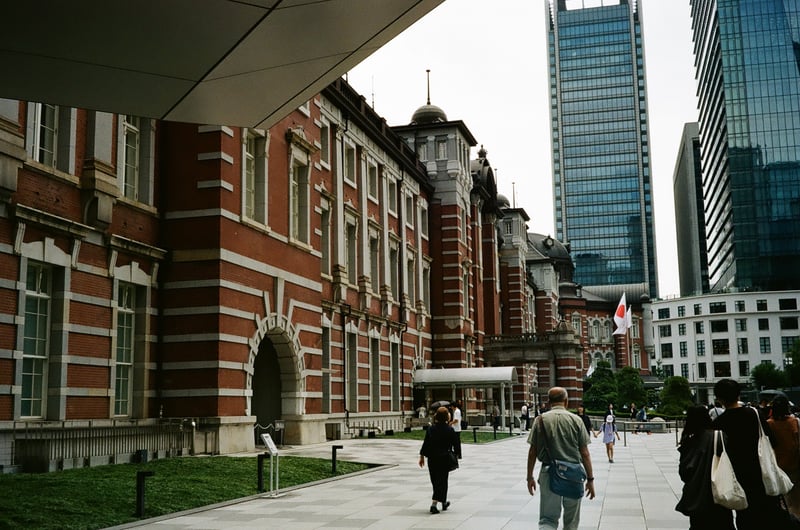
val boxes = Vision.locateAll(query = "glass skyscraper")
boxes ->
[691,0,800,292]
[547,0,658,298]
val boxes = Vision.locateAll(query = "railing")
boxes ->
[2,418,194,472]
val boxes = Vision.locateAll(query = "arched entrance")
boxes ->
[251,338,282,437]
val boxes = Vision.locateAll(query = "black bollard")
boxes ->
[332,445,344,474]
[509,422,513,436]
[135,470,154,517]
[472,427,479,443]
[257,452,268,492]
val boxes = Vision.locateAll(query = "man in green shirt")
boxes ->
[526,387,595,529]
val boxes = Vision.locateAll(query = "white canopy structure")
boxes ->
[413,367,518,429]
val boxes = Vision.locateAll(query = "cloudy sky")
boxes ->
[348,0,698,297]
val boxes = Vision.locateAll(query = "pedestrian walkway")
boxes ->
[122,429,688,529]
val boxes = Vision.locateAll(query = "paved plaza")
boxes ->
[118,427,688,530]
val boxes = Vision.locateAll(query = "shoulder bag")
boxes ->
[711,430,748,510]
[538,415,586,499]
[753,407,793,496]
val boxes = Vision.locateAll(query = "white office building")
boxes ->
[650,291,800,405]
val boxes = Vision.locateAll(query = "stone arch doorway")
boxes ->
[248,316,305,444]
[252,338,282,436]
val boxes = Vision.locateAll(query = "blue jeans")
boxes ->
[538,467,582,530]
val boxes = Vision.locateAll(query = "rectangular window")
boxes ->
[422,264,431,313]
[709,302,727,314]
[661,343,673,358]
[347,332,358,411]
[698,362,708,378]
[242,130,268,223]
[390,242,399,300]
[735,300,746,312]
[759,318,770,331]
[714,362,731,377]
[319,120,330,167]
[739,361,750,377]
[781,336,799,353]
[369,235,379,292]
[22,263,52,418]
[406,255,416,303]
[779,298,797,311]
[416,141,427,162]
[738,337,749,354]
[760,337,771,353]
[678,305,686,317]
[115,283,135,416]
[34,103,58,167]
[367,161,378,200]
[344,143,357,184]
[657,308,670,319]
[370,337,380,412]
[405,194,415,228]
[697,340,706,356]
[680,341,688,357]
[346,222,357,284]
[694,303,702,315]
[290,154,310,243]
[780,317,799,330]
[678,323,686,336]
[572,315,582,336]
[664,365,675,377]
[735,318,747,332]
[390,342,400,411]
[436,138,447,160]
[121,115,140,200]
[659,325,672,338]
[321,327,330,414]
[710,320,728,333]
[681,363,689,378]
[695,321,704,333]
[712,339,730,355]
[757,299,768,311]
[387,178,398,215]
[321,205,331,276]
[420,206,429,238]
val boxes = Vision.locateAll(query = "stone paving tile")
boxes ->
[119,428,691,530]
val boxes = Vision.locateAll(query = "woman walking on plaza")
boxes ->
[419,406,459,514]
[675,405,735,530]
[597,414,620,462]
[767,396,800,517]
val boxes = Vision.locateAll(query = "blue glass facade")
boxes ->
[692,0,800,291]
[547,0,658,297]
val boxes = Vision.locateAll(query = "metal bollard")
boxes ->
[257,453,268,492]
[135,470,154,517]
[472,427,479,443]
[332,445,344,474]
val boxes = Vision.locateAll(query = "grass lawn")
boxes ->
[0,455,368,530]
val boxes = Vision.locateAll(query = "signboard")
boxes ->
[261,433,279,455]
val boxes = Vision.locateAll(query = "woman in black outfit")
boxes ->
[575,405,593,435]
[675,405,734,530]
[419,406,459,514]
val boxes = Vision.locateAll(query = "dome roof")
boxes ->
[497,193,511,208]
[528,233,571,261]
[410,103,447,125]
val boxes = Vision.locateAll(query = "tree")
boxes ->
[616,366,647,408]
[751,362,788,390]
[582,361,618,411]
[659,376,693,416]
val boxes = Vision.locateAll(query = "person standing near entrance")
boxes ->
[450,402,463,459]
[419,406,459,514]
[526,387,595,530]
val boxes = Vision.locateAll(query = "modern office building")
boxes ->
[650,291,800,405]
[673,122,709,297]
[691,0,800,292]
[546,0,658,298]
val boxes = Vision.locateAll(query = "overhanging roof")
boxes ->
[0,0,444,129]
[413,367,518,389]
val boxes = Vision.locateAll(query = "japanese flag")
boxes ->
[613,293,628,335]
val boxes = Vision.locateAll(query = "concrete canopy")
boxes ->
[413,367,518,389]
[0,0,444,129]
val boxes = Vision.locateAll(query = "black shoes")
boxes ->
[430,502,450,514]
[443,501,451,511]
[430,505,439,514]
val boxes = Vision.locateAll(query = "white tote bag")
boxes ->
[753,407,794,496]
[711,431,749,510]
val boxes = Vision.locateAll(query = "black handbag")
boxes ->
[538,416,586,499]
[447,449,459,472]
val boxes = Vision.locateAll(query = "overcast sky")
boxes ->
[348,0,698,298]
